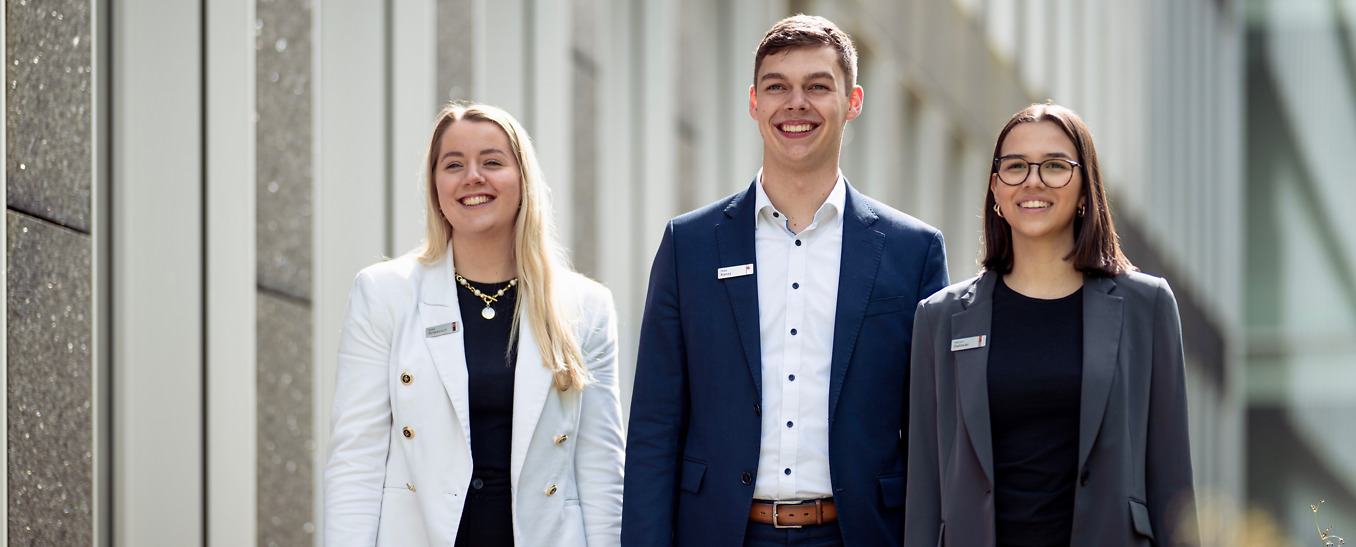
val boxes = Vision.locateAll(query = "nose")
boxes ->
[465,164,485,184]
[1020,163,1043,187]
[785,88,809,111]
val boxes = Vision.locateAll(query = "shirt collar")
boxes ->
[754,169,847,231]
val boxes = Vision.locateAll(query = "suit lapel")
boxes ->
[828,184,883,421]
[952,274,997,486]
[418,251,473,449]
[715,181,764,395]
[510,318,551,496]
[1078,276,1122,469]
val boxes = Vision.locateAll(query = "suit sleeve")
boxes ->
[904,300,944,547]
[575,285,626,547]
[1146,278,1198,546]
[917,231,950,303]
[621,223,689,546]
[324,271,394,547]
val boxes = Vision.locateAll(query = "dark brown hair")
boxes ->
[754,14,857,94]
[981,103,1135,277]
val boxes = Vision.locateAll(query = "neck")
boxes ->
[450,231,517,282]
[1004,233,1082,299]
[760,162,839,232]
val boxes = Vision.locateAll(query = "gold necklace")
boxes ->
[454,273,518,320]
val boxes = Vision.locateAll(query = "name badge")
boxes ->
[950,335,987,352]
[717,264,755,280]
[425,322,459,338]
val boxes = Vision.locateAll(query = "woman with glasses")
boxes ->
[903,103,1197,546]
[324,102,624,546]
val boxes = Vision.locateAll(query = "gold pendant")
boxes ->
[481,306,496,320]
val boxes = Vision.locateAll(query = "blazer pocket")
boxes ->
[1128,498,1155,541]
[877,473,906,508]
[680,458,707,494]
[865,295,911,316]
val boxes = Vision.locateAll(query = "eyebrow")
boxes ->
[438,148,508,162]
[758,71,837,83]
[1001,151,1075,160]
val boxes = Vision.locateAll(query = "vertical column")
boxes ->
[256,0,315,544]
[111,0,202,543]
[6,2,95,543]
[390,0,437,256]
[206,0,258,544]
[571,0,600,276]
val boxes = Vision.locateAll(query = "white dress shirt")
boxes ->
[751,171,845,501]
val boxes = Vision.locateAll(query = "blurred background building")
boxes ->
[1,0,1349,545]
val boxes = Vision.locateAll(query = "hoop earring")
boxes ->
[994,203,1004,219]
[1078,204,1086,218]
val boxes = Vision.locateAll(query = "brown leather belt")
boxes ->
[748,499,837,528]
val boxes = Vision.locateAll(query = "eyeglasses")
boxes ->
[993,156,1080,188]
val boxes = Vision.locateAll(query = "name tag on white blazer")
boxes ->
[717,264,754,279]
[425,322,459,338]
[951,335,987,352]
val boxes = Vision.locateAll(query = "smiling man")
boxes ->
[622,15,950,547]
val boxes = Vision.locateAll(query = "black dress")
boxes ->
[454,277,519,547]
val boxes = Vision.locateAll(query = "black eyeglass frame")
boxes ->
[991,156,1081,188]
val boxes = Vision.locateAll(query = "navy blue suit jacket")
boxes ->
[622,180,949,546]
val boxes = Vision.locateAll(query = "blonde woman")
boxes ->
[324,102,623,546]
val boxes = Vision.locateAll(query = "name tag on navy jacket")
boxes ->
[717,264,754,279]
[951,335,987,351]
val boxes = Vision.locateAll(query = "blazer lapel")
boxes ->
[418,250,473,449]
[715,181,764,395]
[828,183,884,421]
[510,319,551,496]
[1078,276,1122,469]
[952,274,997,486]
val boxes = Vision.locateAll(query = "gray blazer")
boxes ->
[904,272,1197,547]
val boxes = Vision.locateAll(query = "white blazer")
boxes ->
[323,250,624,546]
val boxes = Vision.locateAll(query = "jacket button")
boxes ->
[754,404,761,416]
[1080,470,1090,486]
[471,478,484,490]
[406,483,416,492]
[545,484,557,496]
[400,372,413,385]
[555,434,569,444]
[741,472,753,485]
[402,427,414,439]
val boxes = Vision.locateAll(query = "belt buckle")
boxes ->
[772,500,803,529]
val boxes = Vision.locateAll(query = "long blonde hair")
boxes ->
[418,102,590,390]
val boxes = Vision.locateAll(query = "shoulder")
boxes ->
[668,189,745,232]
[1109,270,1175,304]
[557,271,617,325]
[920,274,984,309]
[349,253,427,309]
[852,190,942,240]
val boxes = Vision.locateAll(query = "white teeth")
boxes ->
[461,195,491,206]
[1018,200,1052,208]
[781,123,814,133]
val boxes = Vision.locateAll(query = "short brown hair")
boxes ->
[981,103,1135,277]
[754,14,858,94]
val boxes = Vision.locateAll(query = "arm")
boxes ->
[621,224,689,546]
[1146,279,1197,546]
[903,231,949,456]
[323,271,394,547]
[904,300,944,547]
[575,285,626,547]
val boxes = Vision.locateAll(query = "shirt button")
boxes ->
[790,328,797,335]
[784,468,792,476]
[788,374,795,381]
[472,478,484,490]
[754,403,761,416]
[741,472,753,485]
[795,240,802,247]
[786,421,794,428]
[772,211,780,218]
[792,282,799,289]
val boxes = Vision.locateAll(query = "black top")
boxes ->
[456,277,519,481]
[987,277,1083,547]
